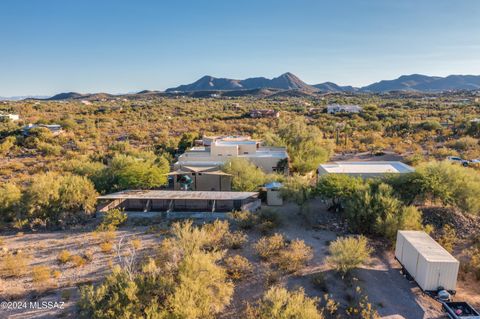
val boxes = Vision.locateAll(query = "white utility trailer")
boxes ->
[395,230,459,292]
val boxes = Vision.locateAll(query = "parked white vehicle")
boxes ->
[447,156,469,166]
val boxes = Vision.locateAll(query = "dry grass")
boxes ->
[99,242,114,254]
[57,249,71,264]
[32,265,52,287]
[1,253,29,277]
[131,237,142,250]
[70,255,87,267]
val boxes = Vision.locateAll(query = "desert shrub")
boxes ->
[375,205,423,242]
[438,224,456,253]
[167,251,234,319]
[447,136,479,151]
[1,252,29,277]
[415,161,480,214]
[32,265,52,286]
[345,183,401,235]
[346,287,380,319]
[97,208,127,231]
[224,254,253,280]
[130,237,142,250]
[99,242,114,254]
[96,228,117,243]
[327,236,372,275]
[71,255,87,267]
[257,209,282,234]
[316,174,365,207]
[466,248,480,280]
[79,265,167,319]
[224,231,248,249]
[57,249,71,264]
[254,233,285,260]
[222,158,266,191]
[202,219,230,250]
[420,120,442,131]
[22,172,98,227]
[277,239,313,273]
[169,220,229,254]
[94,154,170,193]
[0,182,21,222]
[229,210,257,229]
[280,174,313,210]
[0,135,16,155]
[245,286,323,319]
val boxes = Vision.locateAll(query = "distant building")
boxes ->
[23,123,63,136]
[175,136,289,174]
[317,161,414,179]
[327,104,362,114]
[0,113,19,121]
[250,109,280,118]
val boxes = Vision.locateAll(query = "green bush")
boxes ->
[22,172,98,227]
[416,161,480,214]
[438,224,456,253]
[0,182,21,222]
[167,251,234,319]
[327,236,372,275]
[245,286,323,319]
[97,209,127,231]
[222,158,266,191]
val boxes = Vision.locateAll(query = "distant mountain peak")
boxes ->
[166,72,314,92]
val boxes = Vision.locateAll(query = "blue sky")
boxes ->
[1,0,479,95]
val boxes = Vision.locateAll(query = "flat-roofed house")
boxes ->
[175,136,289,175]
[317,161,414,179]
[97,190,261,218]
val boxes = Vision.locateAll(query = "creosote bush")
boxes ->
[245,286,324,319]
[327,236,372,275]
[254,233,285,260]
[224,255,253,280]
[277,239,313,273]
[80,220,235,319]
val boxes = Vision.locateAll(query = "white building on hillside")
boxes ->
[0,113,19,121]
[317,161,414,179]
[175,136,288,174]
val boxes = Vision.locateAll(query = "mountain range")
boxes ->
[166,73,480,93]
[8,73,480,101]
